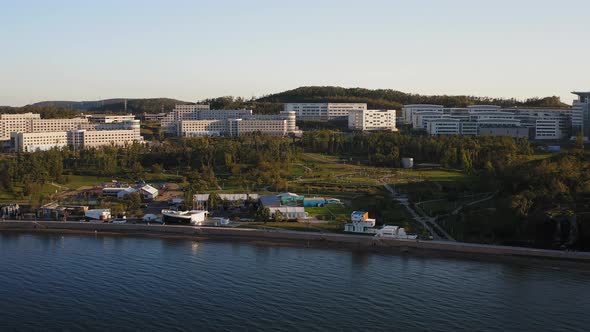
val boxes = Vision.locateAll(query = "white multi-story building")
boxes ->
[178,120,226,137]
[0,113,41,140]
[10,131,69,152]
[30,118,89,132]
[178,111,300,137]
[348,110,397,131]
[401,104,444,125]
[160,104,212,134]
[412,111,445,129]
[161,105,255,136]
[284,103,367,121]
[534,119,563,140]
[427,118,461,135]
[572,91,590,138]
[70,127,142,149]
[407,103,572,139]
[5,113,143,152]
[511,108,571,140]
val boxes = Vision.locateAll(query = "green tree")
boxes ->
[255,206,271,221]
[273,210,286,222]
[208,193,222,210]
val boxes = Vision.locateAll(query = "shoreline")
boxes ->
[2,220,590,263]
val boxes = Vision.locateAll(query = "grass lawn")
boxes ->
[305,206,330,216]
[305,203,353,222]
[400,169,472,183]
[63,175,113,189]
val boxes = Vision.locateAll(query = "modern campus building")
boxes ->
[284,103,367,121]
[572,91,590,138]
[164,104,301,137]
[348,109,397,131]
[403,104,572,139]
[3,113,143,152]
[402,104,444,126]
[160,104,213,134]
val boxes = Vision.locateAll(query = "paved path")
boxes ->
[451,192,497,215]
[383,183,455,241]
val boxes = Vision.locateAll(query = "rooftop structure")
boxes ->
[139,185,159,200]
[87,114,136,123]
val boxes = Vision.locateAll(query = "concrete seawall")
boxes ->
[2,221,590,262]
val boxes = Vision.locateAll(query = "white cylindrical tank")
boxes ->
[401,157,414,169]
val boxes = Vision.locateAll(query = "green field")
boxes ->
[63,175,113,189]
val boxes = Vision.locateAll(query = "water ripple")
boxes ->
[0,233,589,331]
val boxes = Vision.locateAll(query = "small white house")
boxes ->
[344,211,377,234]
[374,226,418,239]
[85,209,111,221]
[139,184,159,200]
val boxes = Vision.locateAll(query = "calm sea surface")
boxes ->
[0,232,589,331]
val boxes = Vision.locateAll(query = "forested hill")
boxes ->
[30,98,190,114]
[0,106,80,119]
[5,87,569,116]
[257,86,570,109]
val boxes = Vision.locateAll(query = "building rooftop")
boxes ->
[194,193,260,201]
[140,185,159,195]
[260,195,281,207]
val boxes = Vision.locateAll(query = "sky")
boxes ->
[0,0,588,106]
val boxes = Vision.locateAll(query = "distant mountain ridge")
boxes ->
[8,86,570,116]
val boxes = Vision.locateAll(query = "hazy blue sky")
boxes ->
[1,0,588,106]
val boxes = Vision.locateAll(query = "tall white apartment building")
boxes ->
[284,103,367,121]
[0,114,94,142]
[572,91,590,138]
[348,110,397,131]
[0,113,41,140]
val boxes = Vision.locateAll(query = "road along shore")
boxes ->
[2,221,590,263]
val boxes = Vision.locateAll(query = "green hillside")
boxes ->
[256,86,570,109]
